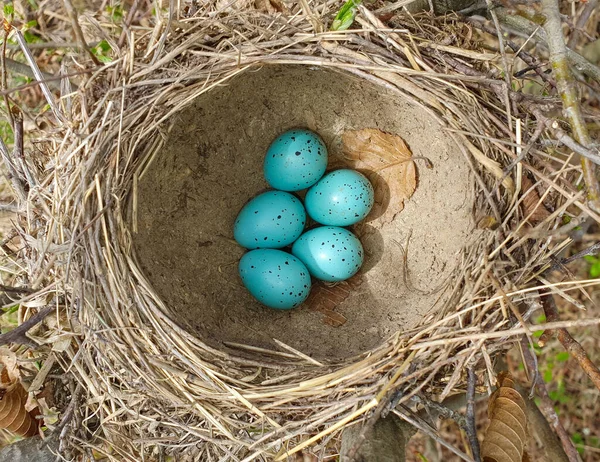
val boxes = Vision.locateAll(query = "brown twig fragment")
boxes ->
[541,0,600,212]
[538,292,600,391]
[465,367,481,462]
[520,337,580,462]
[0,306,53,348]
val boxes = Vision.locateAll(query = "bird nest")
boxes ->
[8,1,596,460]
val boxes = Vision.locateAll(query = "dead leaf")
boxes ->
[255,0,290,14]
[520,175,551,226]
[305,274,364,326]
[482,372,527,462]
[0,351,38,437]
[337,129,416,226]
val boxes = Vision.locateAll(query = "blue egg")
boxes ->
[292,226,363,282]
[234,191,306,249]
[239,249,311,310]
[264,129,328,191]
[305,169,374,226]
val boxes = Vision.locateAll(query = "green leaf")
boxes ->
[3,3,14,16]
[331,0,360,31]
[535,313,547,324]
[543,368,553,383]
[584,255,597,263]
[590,261,600,278]
[555,351,569,362]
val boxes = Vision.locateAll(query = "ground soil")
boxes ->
[132,65,473,360]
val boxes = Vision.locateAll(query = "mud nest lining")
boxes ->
[12,2,590,460]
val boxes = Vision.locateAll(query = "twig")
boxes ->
[0,284,35,294]
[465,367,481,462]
[469,20,555,87]
[520,337,580,462]
[62,0,101,66]
[560,241,600,266]
[56,383,82,453]
[3,58,62,91]
[537,292,600,391]
[485,0,514,131]
[567,0,598,49]
[0,305,53,348]
[541,0,600,212]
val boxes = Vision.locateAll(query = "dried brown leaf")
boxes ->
[482,373,527,462]
[338,129,416,226]
[521,175,551,226]
[305,274,364,327]
[0,349,37,437]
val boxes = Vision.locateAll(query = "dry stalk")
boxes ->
[540,0,600,211]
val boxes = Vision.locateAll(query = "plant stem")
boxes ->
[541,0,600,210]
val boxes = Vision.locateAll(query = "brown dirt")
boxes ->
[132,65,474,360]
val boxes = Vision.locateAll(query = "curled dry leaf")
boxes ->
[482,372,528,462]
[305,274,364,327]
[337,129,417,227]
[520,175,551,226]
[0,349,38,437]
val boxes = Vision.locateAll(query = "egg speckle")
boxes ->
[234,191,306,249]
[239,249,311,309]
[292,226,364,282]
[263,129,328,191]
[305,169,374,226]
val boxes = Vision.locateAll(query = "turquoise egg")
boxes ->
[239,249,311,310]
[234,191,306,249]
[264,129,328,191]
[305,169,374,226]
[292,226,363,282]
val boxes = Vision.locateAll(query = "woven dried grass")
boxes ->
[7,1,600,460]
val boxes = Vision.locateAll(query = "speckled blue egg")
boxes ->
[234,191,306,249]
[305,169,375,226]
[291,226,363,282]
[239,249,311,310]
[264,129,328,191]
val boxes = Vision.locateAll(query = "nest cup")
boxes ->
[22,3,576,460]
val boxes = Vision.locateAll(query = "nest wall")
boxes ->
[13,2,586,460]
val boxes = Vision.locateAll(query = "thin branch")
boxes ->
[520,337,580,462]
[62,0,101,66]
[0,284,35,294]
[0,305,53,348]
[541,0,600,212]
[538,293,600,391]
[465,367,481,462]
[567,0,598,48]
[3,58,62,91]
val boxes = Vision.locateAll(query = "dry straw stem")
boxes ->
[5,1,600,460]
